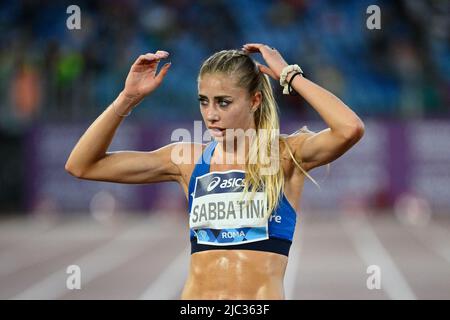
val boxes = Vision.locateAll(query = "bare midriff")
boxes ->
[181,249,288,300]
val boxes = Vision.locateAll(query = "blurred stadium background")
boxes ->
[0,0,449,299]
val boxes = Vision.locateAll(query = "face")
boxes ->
[198,73,261,143]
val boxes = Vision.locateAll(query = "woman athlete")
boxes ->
[65,43,364,299]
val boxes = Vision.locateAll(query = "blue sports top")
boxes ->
[188,140,297,256]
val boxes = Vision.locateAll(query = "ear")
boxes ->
[250,91,262,113]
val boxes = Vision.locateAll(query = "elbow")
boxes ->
[64,161,85,178]
[342,120,365,142]
[352,120,365,140]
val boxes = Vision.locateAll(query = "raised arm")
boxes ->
[282,76,364,170]
[64,50,179,183]
[243,43,365,171]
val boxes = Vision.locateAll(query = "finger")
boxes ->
[144,52,168,62]
[136,51,169,64]
[242,43,262,53]
[154,62,172,83]
[243,43,264,49]
[153,51,169,62]
[256,63,278,79]
[242,43,273,53]
[134,54,156,66]
[242,47,259,54]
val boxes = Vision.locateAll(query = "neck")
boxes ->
[215,135,253,166]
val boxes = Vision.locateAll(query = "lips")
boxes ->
[208,127,225,137]
[208,126,225,130]
[208,126,225,132]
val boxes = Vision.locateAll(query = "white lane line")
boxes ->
[138,245,190,300]
[405,220,450,266]
[11,216,165,300]
[0,218,55,252]
[341,215,417,300]
[284,215,304,300]
[0,217,53,236]
[0,222,102,277]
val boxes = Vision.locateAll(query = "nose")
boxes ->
[206,107,220,121]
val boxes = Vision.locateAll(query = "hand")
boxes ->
[242,43,288,81]
[122,50,171,105]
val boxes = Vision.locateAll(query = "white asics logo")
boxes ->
[207,177,221,192]
[206,176,245,192]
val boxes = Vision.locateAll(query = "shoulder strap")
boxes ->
[187,140,218,212]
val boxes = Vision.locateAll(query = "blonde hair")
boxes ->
[198,49,321,218]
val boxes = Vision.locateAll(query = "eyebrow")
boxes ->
[198,94,233,99]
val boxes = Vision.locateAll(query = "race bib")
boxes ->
[190,170,269,245]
